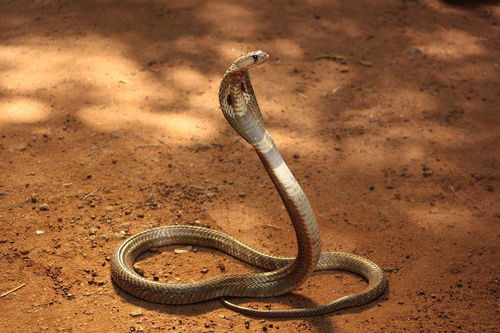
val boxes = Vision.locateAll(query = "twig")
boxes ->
[313,54,348,61]
[447,76,467,82]
[0,283,25,298]
[134,144,163,150]
[82,188,100,200]
[156,139,169,147]
[134,139,169,151]
[263,224,282,230]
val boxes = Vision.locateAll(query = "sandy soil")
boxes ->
[0,0,499,332]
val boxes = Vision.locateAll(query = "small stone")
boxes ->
[39,203,49,211]
[35,230,46,235]
[129,311,143,317]
[422,165,433,177]
[114,231,127,239]
[200,268,209,274]
[408,48,422,57]
[13,144,27,151]
[293,153,300,159]
[136,213,144,218]
[245,320,250,329]
[485,185,494,192]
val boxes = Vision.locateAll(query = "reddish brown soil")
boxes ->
[0,1,499,332]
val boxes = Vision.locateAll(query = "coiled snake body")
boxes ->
[111,50,387,317]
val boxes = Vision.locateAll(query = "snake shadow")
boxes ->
[111,269,389,331]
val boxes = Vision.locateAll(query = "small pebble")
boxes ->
[408,48,422,56]
[35,230,46,235]
[200,268,209,274]
[114,231,127,239]
[485,185,494,192]
[39,203,49,211]
[129,311,143,317]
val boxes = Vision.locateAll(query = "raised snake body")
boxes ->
[111,50,387,317]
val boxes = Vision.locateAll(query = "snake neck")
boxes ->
[256,143,321,290]
[219,71,266,145]
[220,66,321,293]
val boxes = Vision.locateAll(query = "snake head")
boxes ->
[231,50,269,72]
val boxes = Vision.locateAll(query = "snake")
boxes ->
[110,50,387,317]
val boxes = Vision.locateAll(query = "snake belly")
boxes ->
[110,50,387,317]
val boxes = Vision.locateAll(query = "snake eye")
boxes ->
[251,54,259,62]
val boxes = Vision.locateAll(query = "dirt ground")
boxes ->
[0,0,498,332]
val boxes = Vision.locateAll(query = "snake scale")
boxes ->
[111,50,387,317]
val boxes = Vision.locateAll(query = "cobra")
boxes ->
[110,50,387,317]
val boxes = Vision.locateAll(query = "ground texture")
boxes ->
[0,0,499,332]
